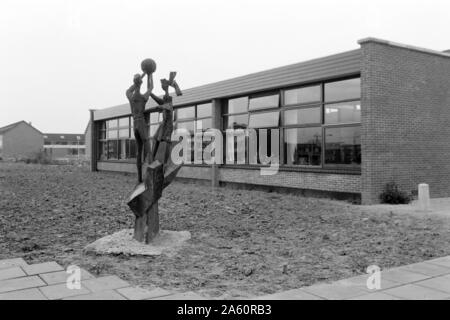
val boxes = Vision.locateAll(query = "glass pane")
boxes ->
[150,112,162,124]
[248,111,279,128]
[224,114,248,129]
[196,118,212,131]
[176,121,195,135]
[98,141,107,160]
[119,128,129,138]
[149,124,159,137]
[197,103,212,118]
[325,126,361,165]
[284,127,322,166]
[284,85,321,105]
[177,106,195,119]
[118,117,129,127]
[325,78,361,102]
[225,97,248,114]
[118,139,127,159]
[107,140,118,159]
[325,101,361,124]
[249,94,279,110]
[128,139,136,159]
[107,119,118,129]
[99,130,106,139]
[107,130,118,139]
[283,107,320,125]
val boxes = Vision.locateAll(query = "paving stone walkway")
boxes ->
[256,255,450,300]
[2,256,450,300]
[0,258,205,300]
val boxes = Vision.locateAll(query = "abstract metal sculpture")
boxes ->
[126,59,183,244]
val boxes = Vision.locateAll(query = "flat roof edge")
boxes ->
[358,37,450,58]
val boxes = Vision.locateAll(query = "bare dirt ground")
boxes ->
[2,162,450,299]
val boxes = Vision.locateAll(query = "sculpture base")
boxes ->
[84,229,191,257]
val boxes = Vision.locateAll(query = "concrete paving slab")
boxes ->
[399,262,450,277]
[0,258,28,270]
[381,268,430,284]
[152,291,206,300]
[255,289,322,300]
[64,290,126,300]
[0,276,46,294]
[335,274,401,292]
[0,288,48,300]
[39,269,94,285]
[414,275,450,294]
[349,292,400,300]
[384,284,450,300]
[117,286,172,300]
[23,261,64,276]
[426,256,450,268]
[301,282,367,300]
[39,283,91,300]
[0,267,27,281]
[82,275,130,292]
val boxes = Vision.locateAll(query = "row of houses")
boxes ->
[0,121,87,161]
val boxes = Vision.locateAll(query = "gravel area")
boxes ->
[1,162,450,298]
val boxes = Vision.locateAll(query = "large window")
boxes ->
[221,77,360,169]
[98,116,135,160]
[223,93,280,164]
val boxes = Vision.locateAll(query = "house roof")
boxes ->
[43,133,85,143]
[93,48,362,121]
[0,121,43,135]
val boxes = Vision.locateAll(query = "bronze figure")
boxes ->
[127,61,183,244]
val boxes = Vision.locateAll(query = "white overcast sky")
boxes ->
[1,0,449,133]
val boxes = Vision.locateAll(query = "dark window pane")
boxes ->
[249,93,279,110]
[107,119,118,129]
[196,118,212,131]
[325,78,361,102]
[128,139,136,159]
[224,114,248,129]
[225,97,248,114]
[98,141,107,160]
[150,112,162,124]
[283,107,321,125]
[284,85,321,105]
[118,117,129,127]
[325,126,361,165]
[197,103,212,118]
[249,111,279,128]
[118,139,127,159]
[284,127,322,166]
[119,128,129,138]
[100,122,106,130]
[325,101,361,124]
[107,140,118,159]
[177,106,195,119]
[176,121,195,135]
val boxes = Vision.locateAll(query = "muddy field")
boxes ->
[1,162,450,298]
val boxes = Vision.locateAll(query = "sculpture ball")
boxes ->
[141,58,157,75]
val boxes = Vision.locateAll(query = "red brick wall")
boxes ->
[360,40,450,204]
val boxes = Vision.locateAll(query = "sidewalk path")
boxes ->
[2,256,450,299]
[0,258,205,300]
[256,256,450,300]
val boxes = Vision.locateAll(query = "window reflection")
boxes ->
[249,94,279,111]
[325,127,361,165]
[249,111,279,128]
[284,107,320,126]
[325,101,361,124]
[284,85,321,105]
[325,78,361,102]
[284,127,322,166]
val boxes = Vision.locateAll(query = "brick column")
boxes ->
[211,99,222,187]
